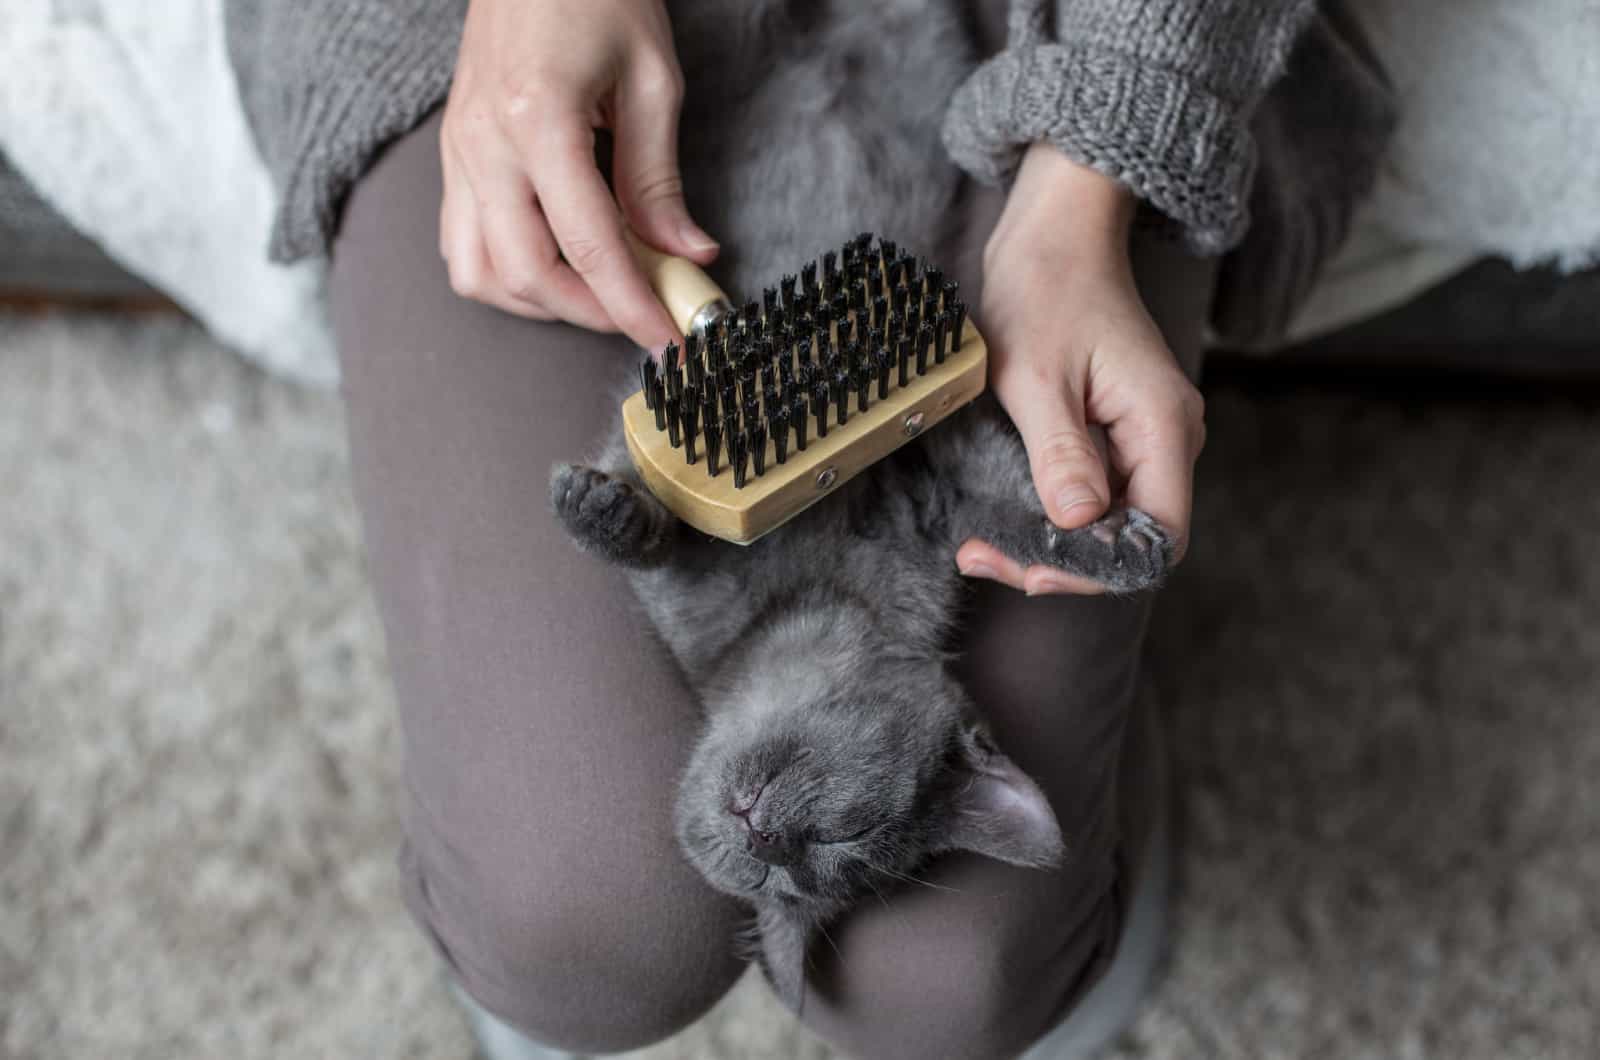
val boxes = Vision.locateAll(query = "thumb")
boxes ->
[612,65,719,263]
[1004,374,1111,529]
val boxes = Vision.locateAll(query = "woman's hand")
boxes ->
[440,0,719,349]
[960,144,1206,595]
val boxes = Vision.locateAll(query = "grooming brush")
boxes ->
[625,231,987,544]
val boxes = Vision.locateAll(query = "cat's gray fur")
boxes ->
[549,391,1170,1012]
[552,0,1168,1017]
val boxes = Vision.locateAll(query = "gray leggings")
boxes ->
[328,109,1212,1060]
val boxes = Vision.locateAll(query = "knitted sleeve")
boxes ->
[226,0,467,263]
[941,0,1318,255]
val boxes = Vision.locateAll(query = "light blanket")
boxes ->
[0,0,337,386]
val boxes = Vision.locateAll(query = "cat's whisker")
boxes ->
[814,921,845,964]
[869,862,963,894]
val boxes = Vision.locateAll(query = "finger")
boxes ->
[955,539,1027,591]
[476,171,616,331]
[440,172,559,321]
[957,539,1109,597]
[524,115,681,350]
[996,365,1111,530]
[1108,394,1201,562]
[612,63,718,264]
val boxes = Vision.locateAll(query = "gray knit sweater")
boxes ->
[225,0,1394,347]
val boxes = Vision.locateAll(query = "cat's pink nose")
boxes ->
[747,825,798,866]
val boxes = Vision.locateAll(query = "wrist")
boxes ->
[1001,143,1136,255]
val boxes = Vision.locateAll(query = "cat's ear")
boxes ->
[935,722,1065,869]
[754,903,813,1014]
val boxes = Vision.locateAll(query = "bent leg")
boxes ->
[328,110,748,1053]
[796,182,1216,1060]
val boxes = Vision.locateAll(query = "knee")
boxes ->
[409,850,748,1053]
[807,856,1122,1060]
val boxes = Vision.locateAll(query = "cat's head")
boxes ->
[672,664,1065,912]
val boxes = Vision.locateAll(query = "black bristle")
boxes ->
[871,295,888,332]
[924,267,943,297]
[812,380,830,437]
[833,369,850,426]
[801,261,818,297]
[875,346,892,399]
[880,238,898,266]
[652,379,667,429]
[750,423,767,476]
[640,359,658,410]
[822,250,838,281]
[705,422,722,476]
[896,335,911,387]
[942,279,960,310]
[732,432,748,489]
[934,310,949,364]
[772,405,790,464]
[683,389,701,442]
[666,396,681,447]
[781,274,798,311]
[763,286,779,321]
[891,283,908,319]
[917,324,933,375]
[792,392,809,451]
[950,301,967,350]
[854,363,871,413]
[664,341,679,375]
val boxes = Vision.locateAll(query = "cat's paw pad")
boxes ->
[1044,507,1173,592]
[550,464,667,563]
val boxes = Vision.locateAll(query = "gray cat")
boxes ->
[549,395,1171,1012]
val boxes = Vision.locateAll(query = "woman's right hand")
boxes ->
[440,0,719,350]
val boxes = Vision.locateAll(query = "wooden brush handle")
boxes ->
[625,230,731,336]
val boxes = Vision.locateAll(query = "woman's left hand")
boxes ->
[959,143,1207,595]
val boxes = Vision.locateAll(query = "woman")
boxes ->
[225,0,1391,1056]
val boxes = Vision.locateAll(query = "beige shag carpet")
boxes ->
[3,312,1598,1059]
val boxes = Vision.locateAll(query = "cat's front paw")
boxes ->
[550,463,673,566]
[1042,507,1173,593]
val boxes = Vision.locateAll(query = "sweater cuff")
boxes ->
[941,41,1257,256]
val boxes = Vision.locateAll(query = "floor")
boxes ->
[3,311,1598,1059]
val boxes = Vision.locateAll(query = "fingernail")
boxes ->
[1055,489,1102,521]
[960,562,997,580]
[681,223,719,253]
